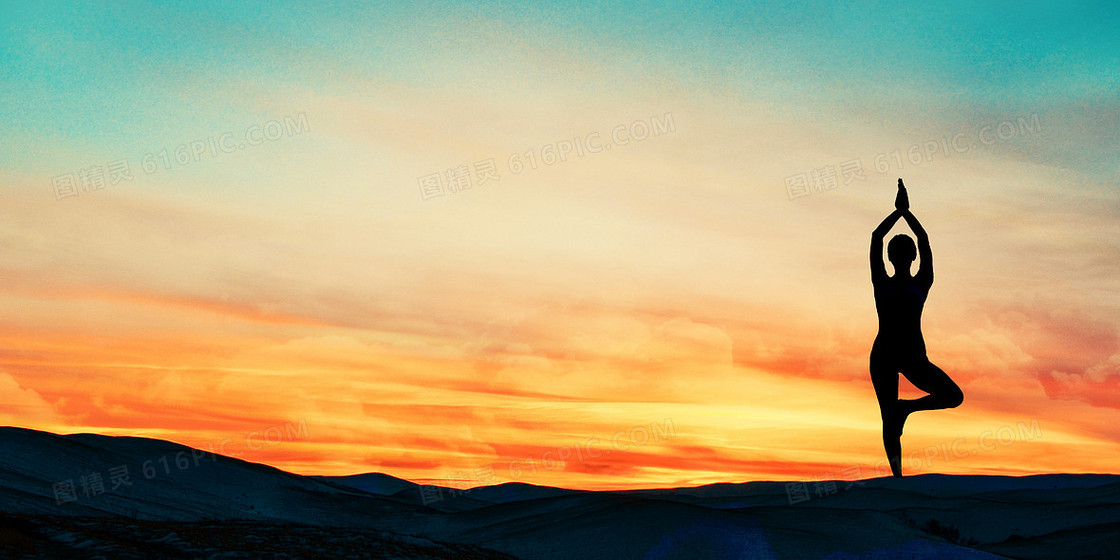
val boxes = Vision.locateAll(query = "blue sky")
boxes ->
[1,1,1118,486]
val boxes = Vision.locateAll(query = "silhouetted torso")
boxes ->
[872,274,930,358]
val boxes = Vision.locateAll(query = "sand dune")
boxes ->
[2,426,1117,559]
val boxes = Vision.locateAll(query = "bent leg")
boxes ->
[899,359,964,414]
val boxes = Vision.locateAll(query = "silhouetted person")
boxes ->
[870,179,963,477]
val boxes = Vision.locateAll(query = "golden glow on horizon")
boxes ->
[2,235,1118,490]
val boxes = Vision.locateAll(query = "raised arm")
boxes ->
[900,210,933,282]
[871,209,903,282]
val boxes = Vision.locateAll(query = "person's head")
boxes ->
[887,234,916,276]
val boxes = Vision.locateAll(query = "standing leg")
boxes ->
[870,356,903,477]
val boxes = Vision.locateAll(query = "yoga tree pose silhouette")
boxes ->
[870,179,963,477]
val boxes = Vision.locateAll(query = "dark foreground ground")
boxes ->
[2,427,1119,559]
[0,515,514,559]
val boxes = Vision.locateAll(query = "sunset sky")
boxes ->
[2,2,1119,490]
